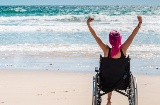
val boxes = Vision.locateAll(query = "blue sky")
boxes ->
[0,0,160,5]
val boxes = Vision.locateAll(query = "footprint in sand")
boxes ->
[64,91,68,92]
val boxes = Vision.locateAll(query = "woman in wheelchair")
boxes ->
[87,16,142,105]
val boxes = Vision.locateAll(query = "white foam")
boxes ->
[0,44,160,58]
[0,15,160,34]
[0,44,99,52]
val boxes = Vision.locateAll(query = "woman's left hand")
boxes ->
[137,16,142,23]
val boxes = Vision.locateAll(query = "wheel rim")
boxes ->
[130,75,138,105]
[92,74,101,105]
[92,76,95,105]
[134,77,138,105]
[94,75,98,104]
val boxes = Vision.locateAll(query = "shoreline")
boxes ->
[0,51,160,75]
[0,49,160,75]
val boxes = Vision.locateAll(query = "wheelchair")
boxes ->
[92,55,138,105]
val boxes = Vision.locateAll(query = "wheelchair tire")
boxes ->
[92,75,101,105]
[92,76,96,105]
[129,75,138,105]
[134,77,138,105]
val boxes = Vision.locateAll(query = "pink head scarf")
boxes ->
[109,30,122,58]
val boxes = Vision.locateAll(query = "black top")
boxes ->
[107,48,125,58]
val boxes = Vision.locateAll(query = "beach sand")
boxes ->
[0,70,159,105]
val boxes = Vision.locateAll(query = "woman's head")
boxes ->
[109,30,122,57]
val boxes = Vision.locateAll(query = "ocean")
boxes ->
[0,5,160,74]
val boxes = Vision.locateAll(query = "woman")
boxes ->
[87,16,142,105]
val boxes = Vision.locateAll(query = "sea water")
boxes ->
[0,5,160,74]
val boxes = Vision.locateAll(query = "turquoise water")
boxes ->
[0,5,160,16]
[0,5,160,74]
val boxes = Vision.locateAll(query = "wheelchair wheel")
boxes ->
[129,75,138,105]
[92,74,101,105]
[92,76,96,105]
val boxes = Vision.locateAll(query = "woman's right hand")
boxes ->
[87,18,94,25]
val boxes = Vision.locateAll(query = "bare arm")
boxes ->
[87,18,109,52]
[122,16,142,53]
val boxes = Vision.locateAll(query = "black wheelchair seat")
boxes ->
[100,56,130,93]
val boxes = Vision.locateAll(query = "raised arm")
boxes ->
[87,18,109,52]
[122,16,142,52]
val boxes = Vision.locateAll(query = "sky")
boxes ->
[0,0,160,5]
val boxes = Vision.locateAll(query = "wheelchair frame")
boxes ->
[92,55,138,105]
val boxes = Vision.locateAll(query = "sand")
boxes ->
[0,70,160,105]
